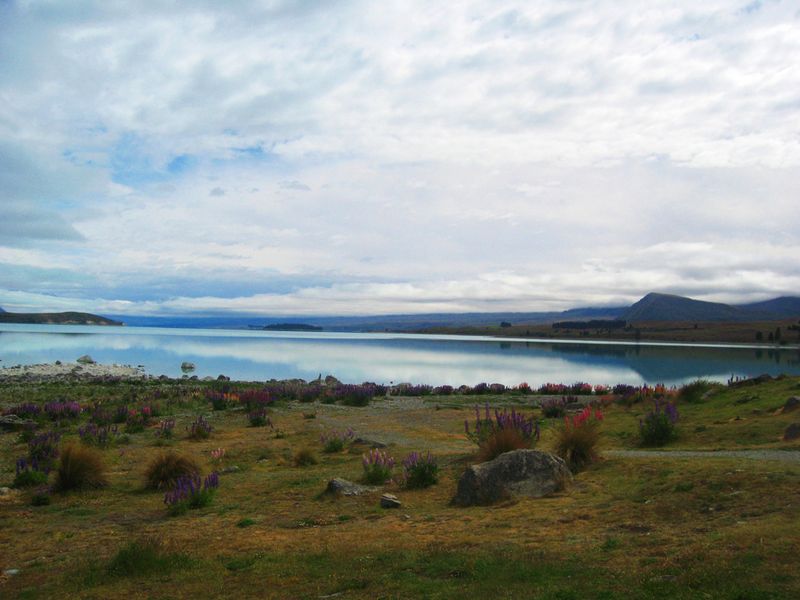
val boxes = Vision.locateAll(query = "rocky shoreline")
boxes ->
[0,360,147,382]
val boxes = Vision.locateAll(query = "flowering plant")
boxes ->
[639,400,679,446]
[402,451,439,489]
[320,428,354,453]
[164,472,219,515]
[362,449,395,484]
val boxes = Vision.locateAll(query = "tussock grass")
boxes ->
[143,451,200,490]
[54,443,108,492]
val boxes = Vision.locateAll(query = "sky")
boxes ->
[1,0,799,317]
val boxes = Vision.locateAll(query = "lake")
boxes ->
[1,324,799,386]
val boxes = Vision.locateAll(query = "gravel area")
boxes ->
[607,449,800,463]
[0,361,146,382]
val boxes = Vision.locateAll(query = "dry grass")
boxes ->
[53,443,108,492]
[143,451,201,490]
[553,422,601,471]
[476,427,531,462]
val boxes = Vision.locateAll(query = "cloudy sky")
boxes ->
[1,0,799,317]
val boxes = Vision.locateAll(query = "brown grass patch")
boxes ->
[477,427,531,462]
[143,451,201,490]
[54,443,108,492]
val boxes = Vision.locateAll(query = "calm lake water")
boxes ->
[1,324,799,386]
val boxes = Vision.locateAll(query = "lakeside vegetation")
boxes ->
[1,374,799,598]
[414,318,800,346]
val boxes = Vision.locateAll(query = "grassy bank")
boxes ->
[1,376,799,598]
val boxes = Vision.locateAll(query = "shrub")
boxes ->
[206,390,232,411]
[320,428,354,453]
[239,389,272,411]
[554,407,604,472]
[402,451,439,489]
[106,538,192,577]
[477,427,532,462]
[144,451,201,490]
[293,448,318,467]
[362,449,395,484]
[43,401,81,420]
[155,418,176,438]
[678,379,715,403]
[639,401,679,446]
[78,423,119,448]
[187,415,213,440]
[247,407,272,427]
[54,444,108,492]
[30,490,51,506]
[28,431,60,472]
[332,384,375,406]
[163,472,219,515]
[541,397,571,419]
[13,458,48,488]
[464,404,539,446]
[124,408,150,433]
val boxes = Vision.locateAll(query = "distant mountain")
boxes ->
[0,311,123,326]
[0,306,5,313]
[622,293,800,323]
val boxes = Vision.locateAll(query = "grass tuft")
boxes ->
[477,427,531,462]
[106,538,192,578]
[143,451,201,490]
[54,443,108,492]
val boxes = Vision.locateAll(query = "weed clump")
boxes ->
[54,443,108,492]
[402,451,439,489]
[144,451,201,490]
[106,538,192,577]
[466,404,540,462]
[321,428,354,453]
[293,448,318,467]
[678,380,715,403]
[362,449,395,484]
[639,401,679,446]
[13,458,48,488]
[554,407,603,472]
[187,415,213,440]
[164,472,219,515]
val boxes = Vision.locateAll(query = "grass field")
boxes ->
[1,376,799,599]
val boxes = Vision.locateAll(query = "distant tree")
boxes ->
[775,327,782,341]
[768,332,774,342]
[500,321,512,328]
[755,331,763,341]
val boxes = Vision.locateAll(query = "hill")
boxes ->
[0,311,123,326]
[622,293,800,323]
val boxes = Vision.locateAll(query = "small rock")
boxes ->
[221,465,241,474]
[380,493,401,509]
[782,397,800,414]
[55,360,62,365]
[3,568,19,577]
[77,354,95,364]
[325,478,377,496]
[783,423,800,441]
[0,487,11,496]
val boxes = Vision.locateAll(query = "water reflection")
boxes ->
[1,325,799,386]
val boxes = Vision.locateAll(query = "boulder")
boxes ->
[325,478,377,496]
[0,415,36,431]
[180,362,196,372]
[452,449,572,507]
[783,423,800,442]
[782,397,800,414]
[77,355,95,364]
[380,493,401,509]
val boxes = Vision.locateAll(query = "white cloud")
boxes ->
[0,1,798,315]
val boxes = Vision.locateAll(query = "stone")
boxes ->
[451,449,572,507]
[324,375,341,386]
[0,487,11,496]
[380,493,401,509]
[76,354,95,364]
[782,397,800,414]
[783,423,800,442]
[217,374,230,381]
[0,414,37,431]
[325,478,377,497]
[221,465,241,474]
[181,362,196,372]
[3,569,19,576]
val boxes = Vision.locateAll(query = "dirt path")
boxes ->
[607,449,800,463]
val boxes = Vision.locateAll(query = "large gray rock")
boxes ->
[452,449,572,506]
[783,423,800,441]
[0,415,36,431]
[77,355,95,364]
[325,478,377,496]
[782,397,800,414]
